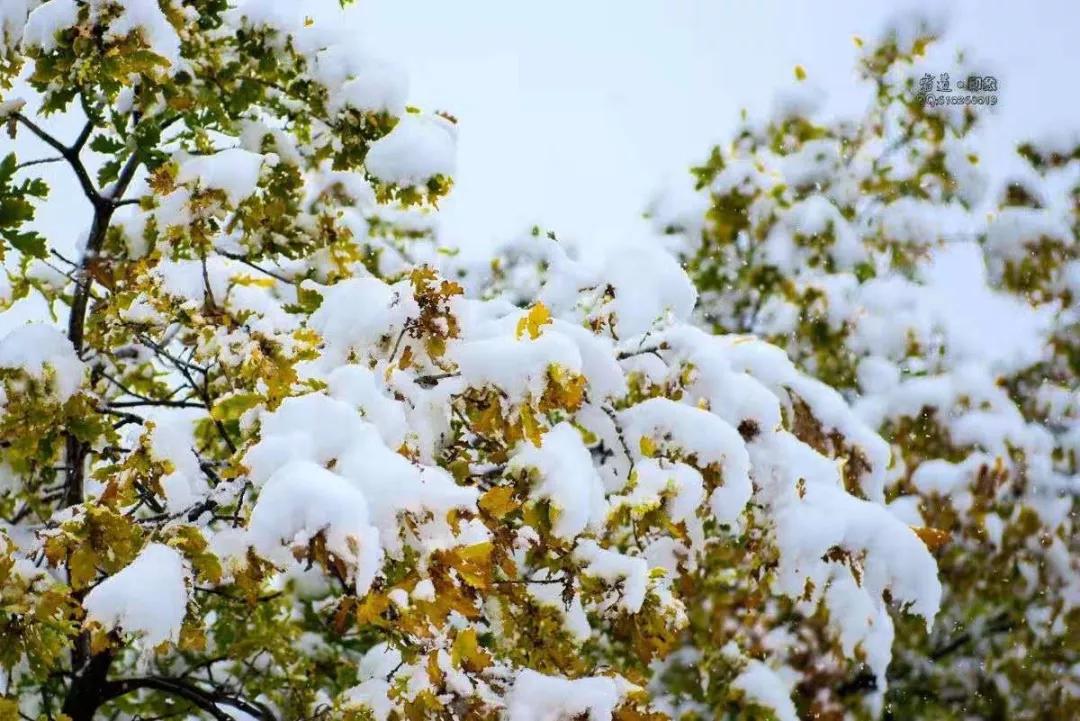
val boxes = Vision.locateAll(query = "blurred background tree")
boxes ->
[645,16,1078,721]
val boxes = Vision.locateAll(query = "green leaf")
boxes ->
[97,158,122,187]
[0,197,32,227]
[89,135,125,155]
[211,393,262,422]
[286,284,323,314]
[2,229,46,258]
[0,154,16,185]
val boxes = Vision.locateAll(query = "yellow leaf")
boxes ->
[520,406,543,447]
[515,303,551,340]
[794,64,807,82]
[425,336,447,359]
[0,699,18,721]
[911,526,950,551]
[69,544,98,589]
[43,536,67,568]
[88,623,112,655]
[439,279,464,297]
[332,597,359,634]
[451,542,493,590]
[478,486,519,519]
[426,650,444,686]
[451,627,492,673]
[544,365,586,411]
[355,593,390,627]
[169,526,223,585]
[233,275,276,288]
[639,436,656,458]
[179,621,206,652]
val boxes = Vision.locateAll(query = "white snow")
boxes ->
[21,0,181,65]
[365,114,457,187]
[610,458,704,525]
[574,539,649,613]
[20,0,77,53]
[330,58,409,116]
[148,419,207,513]
[452,332,581,402]
[326,365,411,448]
[505,670,627,721]
[177,149,267,205]
[334,422,480,557]
[733,660,799,721]
[308,276,415,365]
[508,422,607,539]
[620,398,752,525]
[103,0,182,66]
[601,242,698,337]
[247,460,383,593]
[243,394,366,485]
[0,323,85,401]
[83,543,190,649]
[0,1,34,50]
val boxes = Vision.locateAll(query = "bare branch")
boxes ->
[72,120,93,154]
[105,677,236,721]
[108,399,206,409]
[108,149,143,202]
[12,113,102,207]
[602,405,635,474]
[15,156,64,171]
[219,251,293,283]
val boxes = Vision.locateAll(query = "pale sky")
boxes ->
[352,0,1080,252]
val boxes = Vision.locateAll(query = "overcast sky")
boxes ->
[353,0,1080,251]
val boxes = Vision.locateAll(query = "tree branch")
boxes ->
[12,113,102,207]
[72,120,93,154]
[15,155,65,171]
[108,399,206,409]
[220,251,293,283]
[602,405,635,475]
[59,648,115,721]
[141,339,235,453]
[104,678,232,721]
[108,148,143,202]
[105,677,277,721]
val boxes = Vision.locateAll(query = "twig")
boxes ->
[602,405,635,474]
[15,156,64,171]
[11,113,101,206]
[219,251,292,283]
[108,399,206,409]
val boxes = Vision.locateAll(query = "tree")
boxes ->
[0,3,942,721]
[647,15,1078,721]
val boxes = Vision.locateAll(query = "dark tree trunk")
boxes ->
[60,648,114,721]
